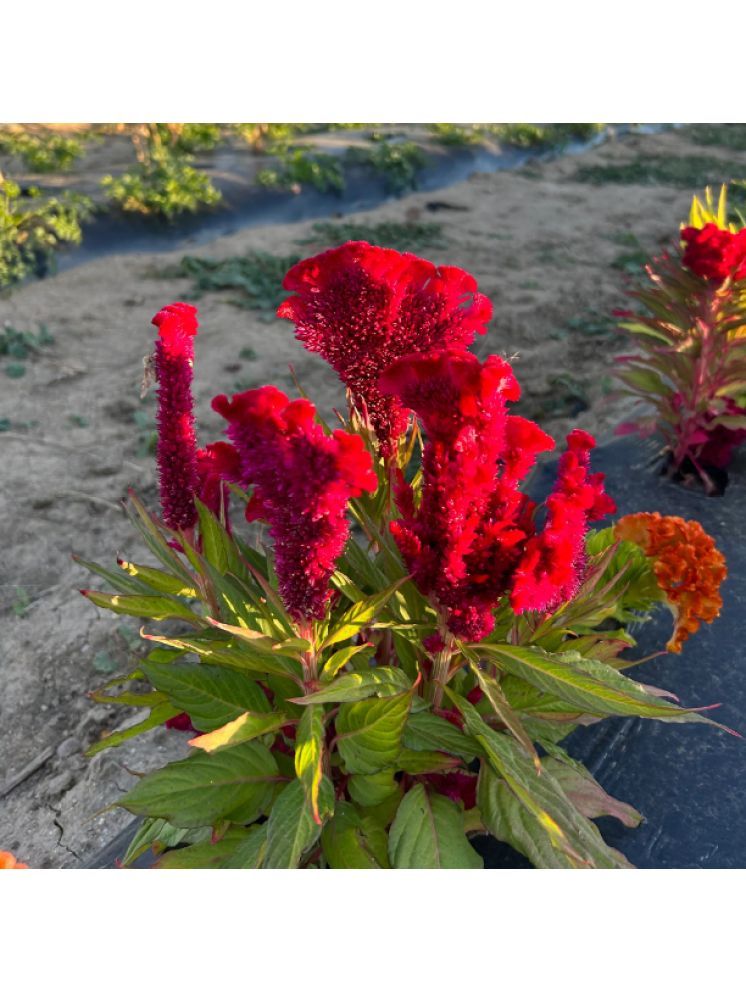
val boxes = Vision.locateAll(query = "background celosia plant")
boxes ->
[615,185,746,493]
[79,243,731,869]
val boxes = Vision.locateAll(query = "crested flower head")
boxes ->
[681,223,746,283]
[380,350,611,640]
[152,302,200,531]
[277,242,492,457]
[614,512,726,653]
[212,385,377,620]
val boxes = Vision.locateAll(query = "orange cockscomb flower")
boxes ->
[614,512,727,653]
[0,849,28,869]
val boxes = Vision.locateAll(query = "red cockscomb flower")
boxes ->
[152,302,200,531]
[277,242,492,457]
[681,223,746,283]
[510,429,615,614]
[380,351,613,640]
[212,385,377,620]
[381,350,554,640]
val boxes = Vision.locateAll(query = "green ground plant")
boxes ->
[347,140,426,193]
[166,251,302,316]
[103,148,221,221]
[257,148,345,195]
[683,124,746,152]
[0,322,54,377]
[299,220,445,254]
[102,125,222,220]
[574,154,746,188]
[0,130,86,172]
[0,176,92,288]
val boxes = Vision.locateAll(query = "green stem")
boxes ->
[430,626,456,709]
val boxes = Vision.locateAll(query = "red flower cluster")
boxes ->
[277,242,492,457]
[212,385,377,620]
[380,350,613,640]
[152,302,200,530]
[681,223,746,283]
[510,428,616,613]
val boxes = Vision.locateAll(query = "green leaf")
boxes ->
[394,748,462,774]
[195,498,241,574]
[225,823,269,867]
[319,643,373,682]
[477,764,632,869]
[85,703,180,756]
[143,631,302,682]
[82,589,202,623]
[477,644,720,725]
[127,491,195,585]
[121,818,212,865]
[336,689,413,774]
[451,691,632,868]
[321,802,391,868]
[141,661,271,732]
[347,770,400,808]
[116,559,197,597]
[119,741,281,827]
[465,659,540,769]
[540,746,643,828]
[388,784,483,868]
[295,705,325,823]
[291,667,412,705]
[402,711,480,762]
[189,711,287,752]
[263,777,334,868]
[321,578,407,650]
[477,765,574,868]
[157,825,268,868]
[73,554,156,596]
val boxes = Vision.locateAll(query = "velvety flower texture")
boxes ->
[277,242,493,456]
[380,350,602,640]
[681,223,746,283]
[212,385,377,620]
[380,350,613,640]
[152,302,200,530]
[510,428,616,614]
[614,513,726,653]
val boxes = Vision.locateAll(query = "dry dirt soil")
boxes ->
[2,125,745,867]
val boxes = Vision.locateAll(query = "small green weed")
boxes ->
[12,587,30,617]
[683,124,746,152]
[167,250,301,317]
[573,154,746,188]
[1,323,54,376]
[299,220,445,254]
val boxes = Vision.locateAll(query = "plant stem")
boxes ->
[430,626,456,709]
[298,618,318,686]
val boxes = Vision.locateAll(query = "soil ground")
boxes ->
[3,125,746,867]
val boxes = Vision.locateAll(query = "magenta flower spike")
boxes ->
[152,302,200,531]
